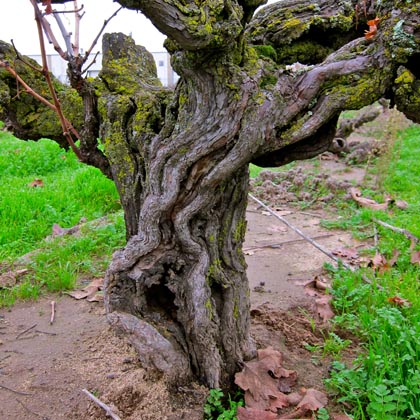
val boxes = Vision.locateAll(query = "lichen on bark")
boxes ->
[0,40,83,147]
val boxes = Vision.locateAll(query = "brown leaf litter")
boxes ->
[235,347,328,419]
[67,278,104,302]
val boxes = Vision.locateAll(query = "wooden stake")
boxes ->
[50,301,56,325]
[82,389,122,420]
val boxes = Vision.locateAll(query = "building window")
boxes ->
[158,60,164,67]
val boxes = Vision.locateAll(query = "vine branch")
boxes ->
[29,0,83,159]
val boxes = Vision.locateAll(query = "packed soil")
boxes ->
[0,112,401,419]
[0,204,362,420]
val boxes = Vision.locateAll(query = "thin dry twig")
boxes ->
[81,51,100,75]
[85,6,123,57]
[249,194,351,269]
[35,329,57,336]
[31,0,67,59]
[0,62,58,110]
[73,0,81,56]
[249,194,382,289]
[244,233,334,252]
[0,384,33,396]
[82,388,122,420]
[29,0,83,160]
[16,323,37,340]
[373,224,379,249]
[11,40,42,73]
[373,218,420,246]
[53,10,74,54]
[50,301,56,325]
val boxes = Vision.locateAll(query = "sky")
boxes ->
[0,0,167,54]
[0,0,277,56]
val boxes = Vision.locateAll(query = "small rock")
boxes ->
[106,373,117,380]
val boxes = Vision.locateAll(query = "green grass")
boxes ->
[324,124,420,419]
[0,130,125,306]
[0,131,121,259]
[249,162,296,178]
[0,212,125,307]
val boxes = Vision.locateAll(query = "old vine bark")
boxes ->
[1,0,420,388]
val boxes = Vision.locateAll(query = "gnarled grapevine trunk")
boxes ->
[105,165,254,387]
[98,0,420,387]
[101,39,259,386]
[2,0,420,389]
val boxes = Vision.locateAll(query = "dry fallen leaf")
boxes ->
[28,178,44,187]
[387,249,400,268]
[315,295,335,322]
[367,249,399,273]
[87,292,103,302]
[0,269,29,288]
[237,406,278,420]
[302,276,331,298]
[67,278,104,301]
[315,278,330,291]
[364,17,380,39]
[350,187,390,211]
[332,414,353,420]
[395,199,408,210]
[410,250,420,265]
[277,368,298,393]
[369,252,387,270]
[388,296,412,307]
[286,392,302,406]
[297,388,328,411]
[277,388,328,419]
[235,347,290,412]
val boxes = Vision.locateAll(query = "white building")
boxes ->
[28,51,179,87]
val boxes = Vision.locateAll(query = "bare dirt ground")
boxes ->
[0,120,389,419]
[0,202,362,420]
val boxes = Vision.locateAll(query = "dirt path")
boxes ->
[246,201,357,309]
[0,195,362,419]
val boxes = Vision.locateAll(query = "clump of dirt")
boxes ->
[0,296,208,420]
[250,166,354,207]
[343,139,385,164]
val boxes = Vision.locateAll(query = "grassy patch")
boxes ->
[0,212,125,307]
[249,162,296,178]
[0,131,121,259]
[0,131,124,306]
[325,125,420,419]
